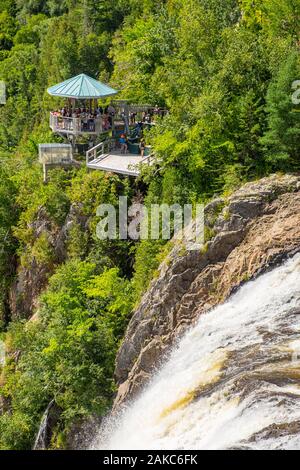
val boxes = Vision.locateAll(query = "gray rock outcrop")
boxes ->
[114,174,300,407]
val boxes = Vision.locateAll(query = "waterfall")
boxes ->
[33,400,59,450]
[92,254,300,450]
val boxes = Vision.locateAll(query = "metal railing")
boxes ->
[139,153,154,166]
[50,113,103,135]
[39,144,73,165]
[86,139,115,165]
[40,155,72,165]
[127,153,154,174]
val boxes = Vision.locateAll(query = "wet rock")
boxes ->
[66,416,103,450]
[288,307,300,316]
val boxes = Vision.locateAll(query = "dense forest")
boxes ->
[0,0,299,449]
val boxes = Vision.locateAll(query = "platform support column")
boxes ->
[43,164,48,183]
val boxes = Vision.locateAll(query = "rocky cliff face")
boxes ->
[114,174,300,408]
[9,203,89,320]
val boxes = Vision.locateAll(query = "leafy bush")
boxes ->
[0,260,133,449]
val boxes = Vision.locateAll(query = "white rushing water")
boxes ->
[92,255,300,450]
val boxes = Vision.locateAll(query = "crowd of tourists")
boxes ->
[129,105,167,125]
[51,104,116,132]
[51,103,167,134]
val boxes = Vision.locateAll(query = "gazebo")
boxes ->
[48,73,118,137]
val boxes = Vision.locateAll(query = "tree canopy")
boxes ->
[0,0,299,449]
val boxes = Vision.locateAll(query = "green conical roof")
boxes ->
[47,73,118,99]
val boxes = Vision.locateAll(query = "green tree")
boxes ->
[0,259,133,449]
[0,157,18,327]
[261,51,300,170]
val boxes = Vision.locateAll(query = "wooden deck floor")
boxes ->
[87,150,148,176]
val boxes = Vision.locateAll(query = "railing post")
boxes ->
[95,118,102,134]
[73,118,77,134]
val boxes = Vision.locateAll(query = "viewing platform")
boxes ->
[86,140,154,177]
[50,112,103,136]
[44,73,163,179]
[39,143,76,182]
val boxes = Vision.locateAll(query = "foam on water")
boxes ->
[92,255,300,450]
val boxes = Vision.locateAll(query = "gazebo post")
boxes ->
[43,163,48,183]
